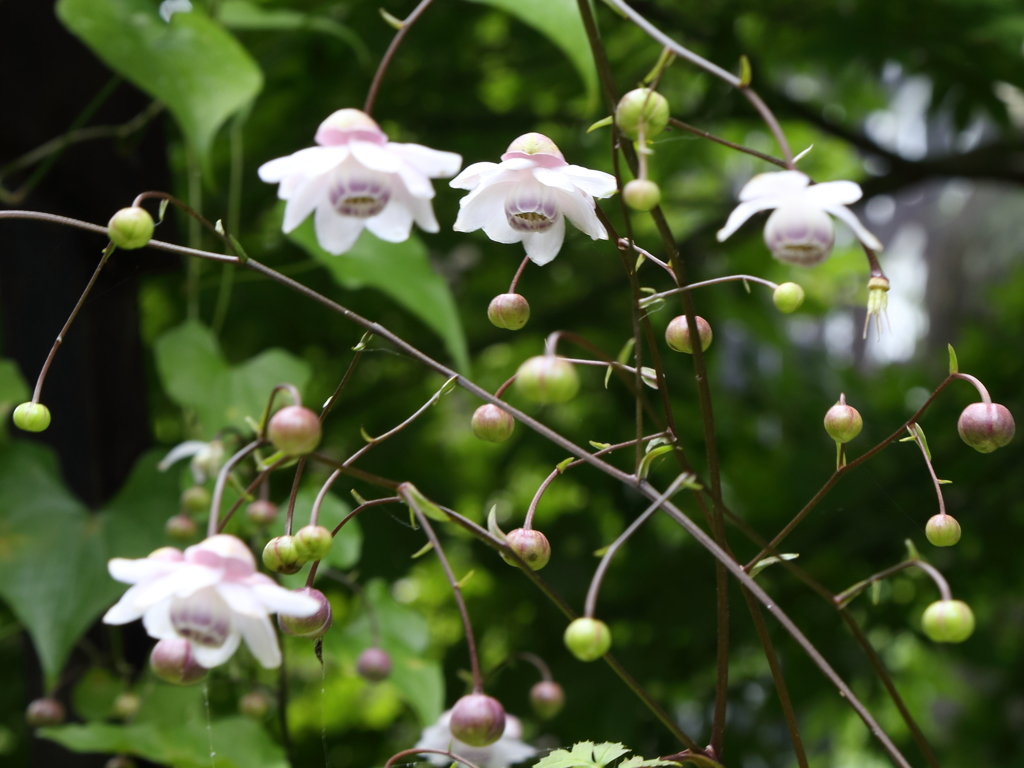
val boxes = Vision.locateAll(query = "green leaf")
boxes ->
[535,741,632,768]
[587,115,613,133]
[947,343,959,374]
[153,321,312,439]
[591,743,631,765]
[619,758,680,768]
[287,214,470,373]
[637,444,674,479]
[749,553,799,578]
[463,0,598,109]
[72,667,128,722]
[487,505,507,542]
[56,0,263,173]
[0,444,178,688]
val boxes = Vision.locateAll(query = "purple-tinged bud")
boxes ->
[239,690,272,719]
[165,514,198,541]
[506,133,563,158]
[268,405,322,455]
[563,618,611,662]
[105,757,136,768]
[488,294,531,331]
[665,316,712,354]
[824,395,863,443]
[263,535,304,574]
[472,404,515,443]
[12,402,51,432]
[772,282,805,314]
[449,693,507,747]
[149,638,208,685]
[180,486,210,515]
[108,207,154,250]
[515,356,580,404]
[763,204,835,266]
[957,402,1015,453]
[921,599,975,643]
[294,525,333,561]
[112,692,141,720]
[25,697,65,727]
[529,681,565,720]
[615,88,670,141]
[278,588,332,638]
[926,514,961,547]
[623,179,661,211]
[502,528,551,570]
[246,499,278,527]
[356,647,393,682]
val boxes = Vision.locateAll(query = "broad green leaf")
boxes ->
[287,214,469,372]
[591,743,631,765]
[153,321,311,439]
[0,444,178,687]
[217,0,370,63]
[56,0,263,172]
[464,0,598,108]
[72,667,128,721]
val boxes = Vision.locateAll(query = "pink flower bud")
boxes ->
[925,514,961,547]
[150,638,208,685]
[515,356,579,404]
[488,293,531,330]
[356,647,393,682]
[263,535,304,574]
[502,528,551,570]
[472,404,516,443]
[246,499,278,527]
[25,697,65,727]
[449,693,507,747]
[165,514,198,541]
[239,690,273,719]
[278,588,332,638]
[529,680,565,719]
[665,316,712,354]
[824,395,863,443]
[957,402,1015,453]
[268,405,322,455]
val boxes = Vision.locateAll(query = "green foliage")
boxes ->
[535,741,677,768]
[0,359,29,425]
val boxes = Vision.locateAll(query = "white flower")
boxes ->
[716,170,882,266]
[158,439,225,484]
[103,535,319,669]
[450,133,617,266]
[415,710,536,768]
[258,109,462,255]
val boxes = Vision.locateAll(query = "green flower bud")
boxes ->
[501,528,551,570]
[165,514,198,541]
[107,207,155,250]
[957,402,1015,453]
[772,282,805,313]
[13,402,51,432]
[925,514,961,547]
[180,486,210,515]
[824,395,863,443]
[623,179,661,211]
[449,693,507,747]
[563,617,611,662]
[529,680,565,720]
[268,405,322,455]
[294,525,333,561]
[488,293,530,330]
[472,404,515,443]
[262,535,304,574]
[665,315,712,354]
[112,692,141,721]
[615,88,670,141]
[921,599,975,643]
[515,356,580,404]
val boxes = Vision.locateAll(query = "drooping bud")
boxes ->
[529,680,565,720]
[25,697,66,727]
[515,356,580,404]
[563,617,611,662]
[957,402,1015,453]
[150,638,208,685]
[623,179,661,211]
[502,528,551,570]
[772,282,805,314]
[104,757,136,768]
[763,204,835,266]
[268,405,322,455]
[294,525,333,561]
[665,315,712,354]
[278,587,332,638]
[108,207,155,250]
[165,514,198,541]
[824,395,863,443]
[921,599,975,643]
[12,402,51,433]
[239,690,273,719]
[449,693,507,747]
[180,486,210,515]
[263,535,305,574]
[472,404,515,443]
[488,293,531,330]
[356,647,393,682]
[112,692,141,720]
[615,88,670,141]
[925,514,961,547]
[246,500,278,527]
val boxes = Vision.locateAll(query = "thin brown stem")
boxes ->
[668,118,788,168]
[217,456,288,532]
[208,440,262,537]
[363,0,438,115]
[283,458,307,536]
[508,256,530,294]
[385,748,482,768]
[639,274,779,309]
[909,425,946,517]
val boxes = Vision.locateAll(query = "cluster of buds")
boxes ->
[616,88,669,213]
[263,524,334,574]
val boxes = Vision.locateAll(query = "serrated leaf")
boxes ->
[637,444,674,479]
[591,743,631,765]
[620,758,680,768]
[749,553,799,578]
[948,343,959,374]
[587,115,613,133]
[487,505,507,542]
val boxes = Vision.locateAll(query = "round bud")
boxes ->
[488,294,531,331]
[180,486,210,515]
[108,207,155,250]
[111,692,141,720]
[262,535,304,574]
[921,599,975,643]
[502,528,551,570]
[294,525,333,562]
[105,757,136,768]
[529,680,565,720]
[514,356,580,404]
[25,697,65,727]
[239,690,272,719]
[449,693,507,747]
[665,315,712,354]
[165,514,198,541]
[772,282,805,314]
[149,638,208,685]
[823,399,863,443]
[763,204,835,266]
[615,88,670,141]
[563,617,612,662]
[623,179,661,212]
[356,647,393,682]
[246,499,278,527]
[278,587,332,638]
[12,402,51,433]
[472,404,515,443]
[267,405,322,456]
[957,402,1015,453]
[925,514,961,547]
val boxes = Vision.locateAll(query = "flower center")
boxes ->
[505,186,558,233]
[170,589,231,648]
[330,176,391,218]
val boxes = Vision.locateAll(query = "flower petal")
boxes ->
[157,441,208,472]
[190,631,241,668]
[450,161,501,190]
[215,581,267,617]
[366,195,415,243]
[805,180,863,207]
[350,140,402,174]
[248,582,321,617]
[283,175,329,233]
[454,181,517,235]
[237,614,282,668]
[108,556,179,585]
[258,147,348,183]
[406,195,440,233]
[313,204,367,255]
[554,189,606,240]
[716,197,785,242]
[389,143,462,179]
[823,205,884,251]
[521,216,566,265]
[132,565,222,608]
[141,598,176,639]
[532,166,577,193]
[395,163,437,199]
[103,585,147,625]
[560,165,618,198]
[738,170,809,201]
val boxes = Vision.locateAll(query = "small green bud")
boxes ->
[13,402,51,432]
[112,692,141,721]
[665,315,712,354]
[772,282,805,313]
[180,486,210,515]
[563,617,611,662]
[488,293,530,330]
[262,535,304,574]
[921,599,975,643]
[615,88,670,141]
[925,514,961,547]
[472,404,515,443]
[268,405,322,455]
[107,207,155,250]
[294,524,333,561]
[824,394,863,443]
[515,356,580,404]
[239,690,272,719]
[165,514,198,541]
[957,402,1015,453]
[501,528,551,570]
[529,680,565,720]
[623,179,661,211]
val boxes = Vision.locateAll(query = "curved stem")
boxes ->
[952,372,992,404]
[257,383,303,438]
[914,561,953,602]
[208,440,262,536]
[363,0,438,115]
[310,469,342,528]
[639,274,780,309]
[385,748,482,768]
[909,425,946,517]
[494,375,517,400]
[284,458,307,536]
[514,651,553,682]
[668,118,788,168]
[321,347,365,423]
[508,256,530,294]
[217,455,288,532]
[131,191,243,259]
